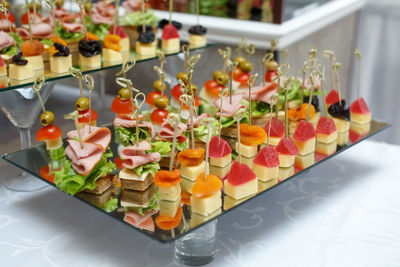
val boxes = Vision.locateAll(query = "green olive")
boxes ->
[266,60,278,71]
[154,96,169,109]
[54,0,65,8]
[75,97,89,111]
[216,73,229,85]
[153,80,167,92]
[176,72,188,84]
[239,61,253,73]
[234,56,246,65]
[212,70,224,81]
[40,111,55,126]
[84,1,92,12]
[118,88,131,100]
[29,2,42,11]
[1,1,10,9]
[187,84,198,95]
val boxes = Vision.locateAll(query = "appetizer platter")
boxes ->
[2,37,389,242]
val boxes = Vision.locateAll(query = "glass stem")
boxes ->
[18,126,31,149]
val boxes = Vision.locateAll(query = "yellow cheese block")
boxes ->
[189,34,207,49]
[350,121,371,135]
[26,55,44,70]
[159,197,181,217]
[235,142,258,158]
[337,130,349,146]
[120,37,130,52]
[121,50,130,61]
[316,141,337,155]
[278,166,294,181]
[231,80,240,91]
[263,136,281,147]
[158,183,181,202]
[294,137,316,156]
[210,153,231,168]
[253,163,278,182]
[191,191,222,216]
[9,63,34,80]
[316,131,337,144]
[209,163,232,179]
[102,48,122,66]
[199,87,216,103]
[289,120,299,134]
[191,208,221,227]
[224,178,258,200]
[350,111,371,124]
[180,161,208,181]
[237,154,255,169]
[136,41,157,59]
[258,178,278,193]
[45,137,63,150]
[79,54,101,68]
[0,65,6,76]
[310,112,320,126]
[333,117,350,132]
[162,38,180,54]
[180,177,195,194]
[295,153,315,170]
[223,194,253,210]
[278,153,295,167]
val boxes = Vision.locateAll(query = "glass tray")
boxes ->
[1,120,389,242]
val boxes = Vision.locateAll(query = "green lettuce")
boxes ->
[0,46,17,56]
[134,162,160,177]
[126,193,159,216]
[56,21,83,41]
[120,10,158,27]
[149,141,172,156]
[54,152,116,196]
[40,38,54,47]
[114,126,150,146]
[102,197,118,213]
[251,100,271,117]
[193,121,219,143]
[10,32,23,46]
[49,146,65,160]
[177,139,189,151]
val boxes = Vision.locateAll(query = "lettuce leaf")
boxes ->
[219,111,248,128]
[10,32,22,46]
[114,126,150,146]
[120,10,158,27]
[40,38,54,47]
[251,100,271,117]
[56,21,83,41]
[134,162,160,177]
[149,141,172,156]
[0,46,17,56]
[102,197,118,213]
[126,193,159,216]
[54,153,116,195]
[49,146,65,160]
[193,121,219,143]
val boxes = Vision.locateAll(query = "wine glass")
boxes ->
[0,82,55,192]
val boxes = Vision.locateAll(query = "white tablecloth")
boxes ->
[1,140,399,267]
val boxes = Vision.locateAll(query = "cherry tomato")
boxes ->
[36,125,62,141]
[237,73,251,86]
[204,79,225,97]
[231,67,244,80]
[114,157,124,170]
[150,108,169,125]
[77,109,98,123]
[111,97,133,115]
[39,166,55,183]
[21,12,41,25]
[146,90,162,106]
[265,70,278,83]
[1,12,15,23]
[182,95,201,110]
[171,84,183,100]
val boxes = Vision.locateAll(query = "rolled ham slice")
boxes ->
[113,114,156,141]
[55,8,71,19]
[239,82,277,103]
[123,0,141,12]
[65,139,103,176]
[120,141,161,169]
[0,31,16,51]
[16,23,53,39]
[91,1,115,25]
[186,113,210,130]
[61,21,83,33]
[67,125,112,151]
[124,209,157,232]
[0,19,15,32]
[158,120,187,144]
[213,94,246,117]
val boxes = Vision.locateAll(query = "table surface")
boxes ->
[1,140,399,267]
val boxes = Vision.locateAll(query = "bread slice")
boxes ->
[121,174,154,191]
[82,175,113,195]
[121,183,157,207]
[77,187,112,207]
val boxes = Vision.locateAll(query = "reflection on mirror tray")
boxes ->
[2,120,389,242]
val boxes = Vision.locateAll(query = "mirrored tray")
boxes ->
[2,120,389,242]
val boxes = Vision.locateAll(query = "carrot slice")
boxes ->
[177,148,205,167]
[104,34,121,51]
[154,169,182,187]
[155,207,182,230]
[239,124,267,146]
[192,173,222,199]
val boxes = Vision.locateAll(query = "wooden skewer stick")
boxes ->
[114,0,120,35]
[64,111,84,148]
[262,52,273,86]
[33,76,46,113]
[308,47,318,70]
[272,63,290,119]
[181,44,189,72]
[270,38,277,56]
[218,47,231,74]
[218,88,229,144]
[315,64,327,116]
[247,73,258,125]
[354,48,362,99]
[84,74,95,133]
[116,77,140,119]
[132,92,146,146]
[153,66,166,98]
[45,0,59,43]
[168,0,173,25]
[235,108,246,163]
[195,0,199,28]
[24,0,33,43]
[167,113,180,171]
[116,58,136,79]
[0,5,18,52]
[157,50,166,71]
[333,62,342,104]
[245,43,255,60]
[228,60,238,104]
[283,76,295,138]
[267,93,279,145]
[300,61,309,105]
[76,0,88,41]
[281,49,288,65]
[323,50,336,90]
[70,67,84,97]
[177,79,187,117]
[141,0,146,32]
[199,117,215,178]
[306,71,317,122]
[236,38,246,57]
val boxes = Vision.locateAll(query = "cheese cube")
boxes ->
[102,48,122,66]
[350,111,371,124]
[253,163,278,182]
[180,161,209,181]
[50,54,72,73]
[209,164,231,179]
[210,154,231,168]
[189,34,207,49]
[224,178,257,200]
[191,191,221,216]
[337,130,349,146]
[310,112,320,126]
[223,194,252,210]
[45,137,63,150]
[235,142,258,158]
[258,179,278,193]
[231,80,240,91]
[294,137,316,156]
[278,153,295,167]
[333,117,350,132]
[263,136,281,147]
[289,120,299,134]
[121,50,130,61]
[317,131,337,144]
[316,141,337,155]
[199,87,216,103]
[158,183,181,202]
[350,122,371,135]
[237,155,255,169]
[190,208,221,227]
[9,63,34,80]
[180,177,195,194]
[0,65,6,76]
[159,197,181,217]
[120,37,130,52]
[278,166,294,181]
[79,54,101,68]
[136,41,157,59]
[26,55,44,70]
[295,153,315,170]
[162,38,180,54]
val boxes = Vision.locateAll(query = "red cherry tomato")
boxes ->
[1,12,15,23]
[146,91,162,106]
[182,95,201,110]
[114,157,124,170]
[36,125,62,141]
[265,70,278,83]
[150,108,169,125]
[231,67,244,80]
[78,109,98,123]
[171,84,183,100]
[204,79,225,97]
[111,97,133,114]
[39,166,55,183]
[21,12,41,25]
[237,73,251,86]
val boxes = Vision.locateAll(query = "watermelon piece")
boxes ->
[264,117,285,137]
[325,89,340,105]
[209,136,232,158]
[350,97,370,114]
[293,120,316,141]
[0,57,4,67]
[316,116,336,135]
[161,24,179,40]
[226,161,256,186]
[349,129,367,144]
[276,136,299,155]
[109,25,128,38]
[253,145,279,168]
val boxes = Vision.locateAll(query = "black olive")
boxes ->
[188,25,207,35]
[12,52,28,66]
[138,31,155,44]
[303,95,320,112]
[158,19,182,30]
[137,25,153,33]
[53,43,70,57]
[79,40,102,57]
[328,99,350,121]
